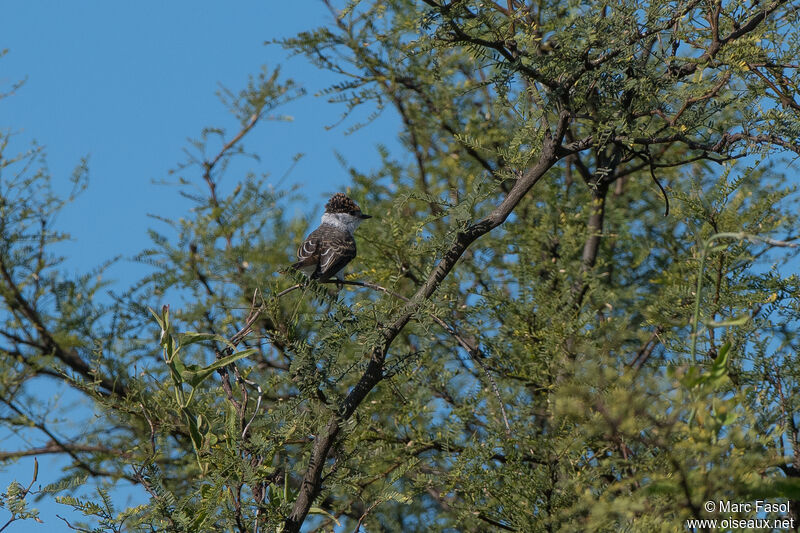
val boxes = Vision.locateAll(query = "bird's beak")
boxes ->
[360,213,372,219]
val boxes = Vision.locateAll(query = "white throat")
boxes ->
[321,212,362,235]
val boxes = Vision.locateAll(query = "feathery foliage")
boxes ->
[2,1,800,531]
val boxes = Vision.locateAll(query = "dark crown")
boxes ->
[325,193,362,214]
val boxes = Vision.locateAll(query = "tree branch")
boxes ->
[0,256,124,396]
[283,110,570,532]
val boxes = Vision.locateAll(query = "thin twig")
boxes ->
[241,379,264,439]
[276,283,303,298]
[644,146,670,216]
[56,515,92,533]
[353,498,384,533]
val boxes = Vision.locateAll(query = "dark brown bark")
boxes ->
[580,185,609,273]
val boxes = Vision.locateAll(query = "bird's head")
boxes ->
[322,193,372,233]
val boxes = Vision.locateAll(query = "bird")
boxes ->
[292,193,371,281]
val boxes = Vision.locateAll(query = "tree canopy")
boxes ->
[2,1,800,531]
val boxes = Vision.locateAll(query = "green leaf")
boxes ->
[688,342,732,390]
[706,243,730,254]
[179,331,222,346]
[708,342,731,382]
[183,408,204,453]
[182,348,257,388]
[704,314,750,327]
[148,306,164,330]
[308,506,341,526]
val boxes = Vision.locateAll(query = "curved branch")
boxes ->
[283,109,571,532]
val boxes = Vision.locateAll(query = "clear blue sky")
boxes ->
[0,1,399,277]
[0,3,399,531]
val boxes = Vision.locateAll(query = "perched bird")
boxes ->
[292,193,371,281]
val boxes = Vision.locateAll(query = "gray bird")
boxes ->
[292,193,371,281]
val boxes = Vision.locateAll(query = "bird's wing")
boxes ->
[295,236,319,264]
[317,234,357,280]
[292,227,357,280]
[292,232,322,275]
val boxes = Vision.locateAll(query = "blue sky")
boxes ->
[0,3,399,531]
[1,1,399,278]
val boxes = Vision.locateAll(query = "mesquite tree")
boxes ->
[2,1,800,531]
